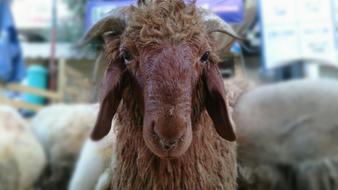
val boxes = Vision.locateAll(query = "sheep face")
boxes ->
[138,43,202,158]
[89,0,237,159]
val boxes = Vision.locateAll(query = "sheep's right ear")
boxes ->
[91,59,127,141]
[87,9,129,140]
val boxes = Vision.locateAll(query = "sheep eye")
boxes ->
[122,50,134,63]
[200,51,209,63]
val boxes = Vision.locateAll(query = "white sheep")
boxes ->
[234,79,338,190]
[68,119,116,190]
[0,106,46,190]
[28,103,99,189]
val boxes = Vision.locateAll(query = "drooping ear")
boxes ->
[91,58,127,141]
[203,63,236,141]
[85,8,129,140]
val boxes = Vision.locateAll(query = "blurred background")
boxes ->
[1,0,338,190]
[1,0,338,112]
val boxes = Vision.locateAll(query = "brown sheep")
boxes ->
[85,0,240,189]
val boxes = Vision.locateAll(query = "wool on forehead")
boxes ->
[125,0,206,46]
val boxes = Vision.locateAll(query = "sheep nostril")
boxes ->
[152,122,160,140]
[161,140,177,150]
[151,121,155,129]
[163,144,172,150]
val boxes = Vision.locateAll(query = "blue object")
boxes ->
[24,65,48,105]
[197,0,244,23]
[230,42,241,54]
[85,0,135,31]
[85,0,244,31]
[0,0,26,83]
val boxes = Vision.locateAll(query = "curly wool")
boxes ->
[125,0,206,46]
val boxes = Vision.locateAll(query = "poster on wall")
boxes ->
[260,0,337,69]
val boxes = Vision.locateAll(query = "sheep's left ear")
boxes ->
[204,63,236,141]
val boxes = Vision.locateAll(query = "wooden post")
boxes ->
[49,0,58,91]
[57,59,66,102]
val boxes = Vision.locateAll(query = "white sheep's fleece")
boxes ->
[0,106,46,190]
[95,168,114,190]
[235,79,338,190]
[223,78,256,107]
[69,119,117,190]
[29,104,99,163]
[28,103,99,189]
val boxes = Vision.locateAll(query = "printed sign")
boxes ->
[260,0,337,69]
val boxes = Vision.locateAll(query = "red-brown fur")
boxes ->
[89,0,237,189]
[112,111,237,190]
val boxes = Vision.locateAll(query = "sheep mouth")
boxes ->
[144,124,193,159]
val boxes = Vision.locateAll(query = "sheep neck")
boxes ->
[111,104,237,190]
